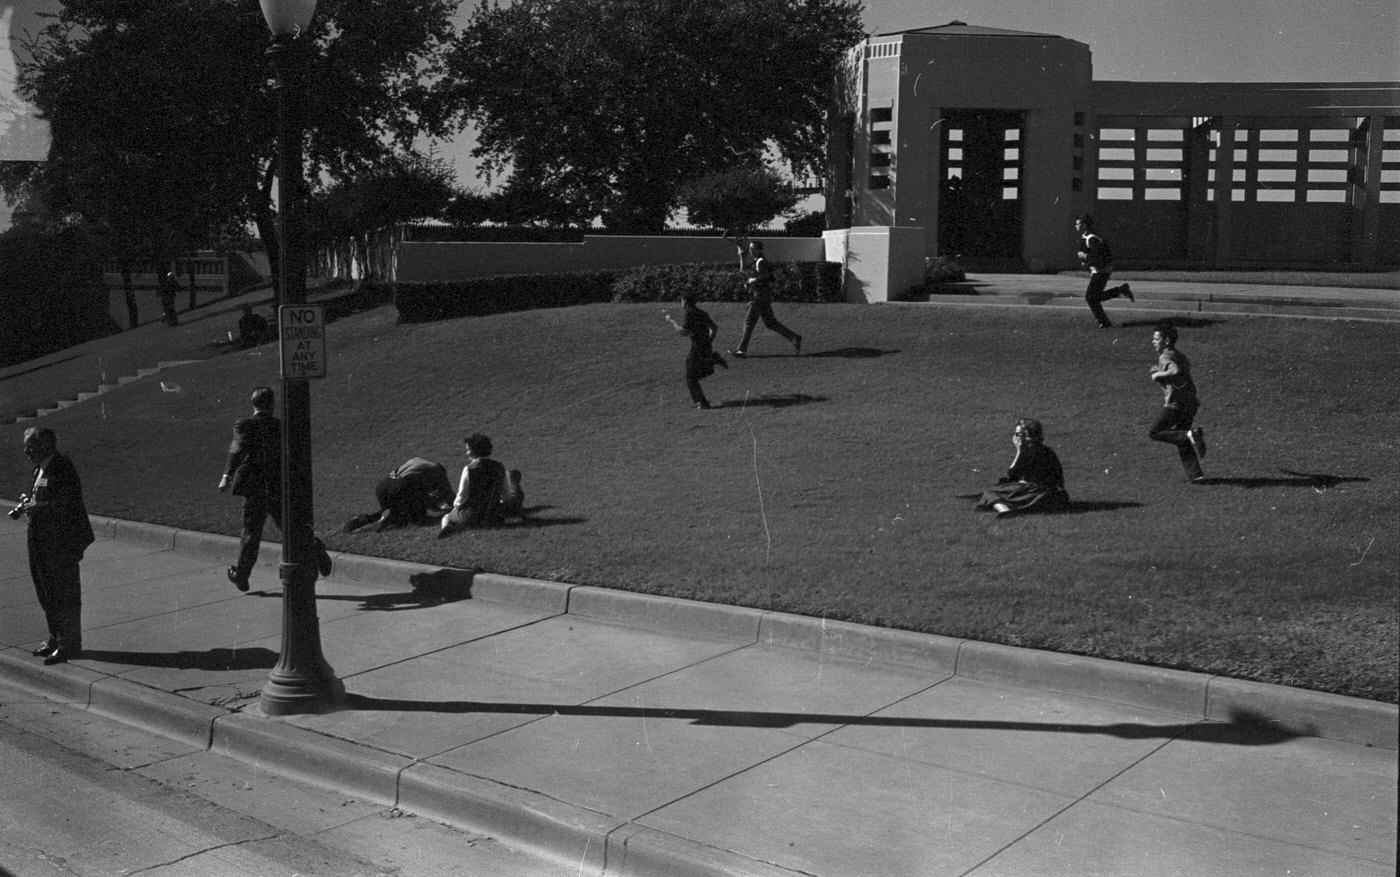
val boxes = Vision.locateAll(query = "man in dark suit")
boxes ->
[18,427,94,664]
[217,386,332,590]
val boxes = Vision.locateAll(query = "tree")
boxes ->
[308,151,459,278]
[449,0,866,233]
[8,0,462,300]
[677,165,799,233]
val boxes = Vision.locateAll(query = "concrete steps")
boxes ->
[10,360,204,424]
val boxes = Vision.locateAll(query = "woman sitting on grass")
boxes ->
[975,418,1069,517]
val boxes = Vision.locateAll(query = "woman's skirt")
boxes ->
[975,481,1069,514]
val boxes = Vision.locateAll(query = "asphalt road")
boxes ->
[0,680,580,877]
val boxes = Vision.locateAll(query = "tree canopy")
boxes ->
[677,165,799,233]
[449,0,866,233]
[7,0,461,292]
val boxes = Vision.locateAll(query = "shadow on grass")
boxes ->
[77,647,277,671]
[341,695,1307,745]
[1201,470,1369,489]
[804,347,900,359]
[953,495,1143,515]
[1063,499,1145,514]
[1117,316,1223,329]
[722,393,828,409]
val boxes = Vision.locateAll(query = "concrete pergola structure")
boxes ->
[825,21,1400,291]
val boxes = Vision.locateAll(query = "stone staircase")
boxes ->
[9,360,204,424]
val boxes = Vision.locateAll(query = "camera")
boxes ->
[7,494,30,520]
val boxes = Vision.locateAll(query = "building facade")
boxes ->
[827,22,1400,271]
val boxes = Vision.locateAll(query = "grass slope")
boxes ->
[2,299,1396,702]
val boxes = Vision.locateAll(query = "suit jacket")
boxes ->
[26,452,95,563]
[224,411,281,499]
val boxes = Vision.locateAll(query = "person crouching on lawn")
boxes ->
[975,418,1069,517]
[438,433,524,537]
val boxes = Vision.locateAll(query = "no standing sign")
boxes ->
[279,305,327,379]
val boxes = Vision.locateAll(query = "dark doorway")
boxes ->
[938,110,1026,262]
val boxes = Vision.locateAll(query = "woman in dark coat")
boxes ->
[975,418,1069,517]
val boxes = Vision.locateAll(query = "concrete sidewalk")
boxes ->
[919,274,1400,322]
[2,518,1395,876]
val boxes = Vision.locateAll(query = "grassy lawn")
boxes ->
[2,298,1396,702]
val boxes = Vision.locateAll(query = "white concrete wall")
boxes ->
[823,226,926,303]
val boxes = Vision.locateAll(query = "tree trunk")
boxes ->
[256,162,281,304]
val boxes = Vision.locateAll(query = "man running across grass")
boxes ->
[730,236,801,357]
[1147,322,1208,483]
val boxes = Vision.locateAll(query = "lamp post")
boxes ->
[258,0,342,716]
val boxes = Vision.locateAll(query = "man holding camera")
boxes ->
[14,427,94,664]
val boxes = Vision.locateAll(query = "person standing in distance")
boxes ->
[217,386,332,590]
[730,236,801,358]
[1147,323,1208,483]
[16,427,94,664]
[1075,214,1134,328]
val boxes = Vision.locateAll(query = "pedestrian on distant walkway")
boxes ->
[438,434,525,537]
[1075,214,1134,328]
[13,427,94,664]
[217,386,333,590]
[1147,322,1208,483]
[342,457,456,533]
[730,237,801,357]
[158,270,182,327]
[975,418,1069,517]
[666,293,728,409]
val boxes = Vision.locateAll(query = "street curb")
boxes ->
[608,823,799,877]
[758,612,961,673]
[568,585,768,642]
[88,674,224,750]
[397,761,619,875]
[8,516,1400,749]
[0,646,102,706]
[211,710,413,806]
[954,639,1208,717]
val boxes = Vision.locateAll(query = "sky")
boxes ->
[3,0,1398,220]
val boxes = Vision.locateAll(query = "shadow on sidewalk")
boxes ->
[341,695,1308,746]
[79,647,277,671]
[283,589,465,611]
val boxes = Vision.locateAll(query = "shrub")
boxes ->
[611,261,844,304]
[784,209,826,237]
[392,270,618,323]
[904,255,968,298]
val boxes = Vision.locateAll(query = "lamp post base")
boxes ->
[260,558,344,716]
[260,670,345,716]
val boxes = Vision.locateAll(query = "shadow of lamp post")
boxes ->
[258,0,343,716]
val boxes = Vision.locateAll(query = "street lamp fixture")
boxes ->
[258,0,343,716]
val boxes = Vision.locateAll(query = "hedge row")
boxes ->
[391,260,844,323]
[390,270,619,323]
